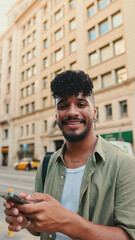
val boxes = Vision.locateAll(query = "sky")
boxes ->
[0,0,18,36]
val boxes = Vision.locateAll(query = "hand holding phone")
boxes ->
[0,192,29,204]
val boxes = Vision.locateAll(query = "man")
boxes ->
[4,70,135,239]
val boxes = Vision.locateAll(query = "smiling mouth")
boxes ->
[61,118,86,126]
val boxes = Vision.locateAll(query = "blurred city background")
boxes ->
[0,0,135,168]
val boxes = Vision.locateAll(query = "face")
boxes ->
[56,93,97,142]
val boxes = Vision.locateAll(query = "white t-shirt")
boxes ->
[55,165,86,240]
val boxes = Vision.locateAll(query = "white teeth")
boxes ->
[67,122,80,125]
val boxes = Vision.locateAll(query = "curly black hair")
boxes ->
[51,70,94,98]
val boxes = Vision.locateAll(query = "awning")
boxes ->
[101,131,133,143]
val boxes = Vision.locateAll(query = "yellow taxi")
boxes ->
[14,157,40,171]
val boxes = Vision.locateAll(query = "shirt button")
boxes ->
[61,175,64,179]
[49,234,53,238]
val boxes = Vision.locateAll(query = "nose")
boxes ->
[66,104,79,117]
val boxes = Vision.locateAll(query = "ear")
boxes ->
[93,107,97,121]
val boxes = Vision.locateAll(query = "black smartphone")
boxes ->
[0,192,29,204]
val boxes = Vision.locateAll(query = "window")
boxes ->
[102,72,114,88]
[22,39,26,48]
[32,123,35,134]
[43,77,47,88]
[55,9,63,22]
[22,71,26,80]
[44,39,48,48]
[119,100,127,118]
[4,129,8,139]
[33,48,36,57]
[9,50,12,59]
[8,66,11,75]
[21,88,24,98]
[22,55,26,64]
[27,35,32,44]
[44,146,47,154]
[70,61,77,70]
[89,51,98,66]
[33,31,37,40]
[55,28,63,41]
[26,125,29,136]
[87,4,95,17]
[31,102,35,111]
[69,0,75,9]
[27,68,32,78]
[98,0,108,10]
[6,104,9,114]
[31,83,35,93]
[33,16,36,24]
[88,27,96,41]
[28,20,32,29]
[44,120,47,132]
[21,106,24,115]
[112,12,122,28]
[32,65,37,75]
[44,21,48,30]
[43,97,48,108]
[27,51,32,61]
[105,104,112,120]
[100,44,112,62]
[43,58,49,67]
[54,69,62,76]
[70,40,77,53]
[69,18,76,31]
[55,48,64,62]
[26,86,30,96]
[7,83,10,93]
[26,104,29,114]
[115,67,127,83]
[99,19,109,35]
[92,77,100,91]
[21,126,23,136]
[113,38,125,55]
[44,4,48,13]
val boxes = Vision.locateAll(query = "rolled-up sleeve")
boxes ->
[114,158,135,239]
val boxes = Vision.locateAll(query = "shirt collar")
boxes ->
[93,135,106,164]
[54,135,106,165]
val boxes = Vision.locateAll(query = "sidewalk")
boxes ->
[0,221,40,240]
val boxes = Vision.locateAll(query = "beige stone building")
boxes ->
[0,0,135,166]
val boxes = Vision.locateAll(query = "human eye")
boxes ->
[58,104,67,110]
[78,102,86,108]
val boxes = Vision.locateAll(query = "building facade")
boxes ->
[0,0,135,166]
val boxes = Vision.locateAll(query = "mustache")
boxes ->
[61,117,86,125]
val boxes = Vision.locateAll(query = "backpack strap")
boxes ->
[42,152,53,190]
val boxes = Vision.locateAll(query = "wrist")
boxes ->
[60,209,86,238]
[26,225,40,236]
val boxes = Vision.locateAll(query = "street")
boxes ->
[0,166,40,240]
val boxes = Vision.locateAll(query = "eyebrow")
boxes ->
[57,98,89,105]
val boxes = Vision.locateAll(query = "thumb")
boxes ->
[26,193,51,202]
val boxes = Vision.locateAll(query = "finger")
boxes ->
[26,193,51,202]
[3,200,14,209]
[4,207,19,216]
[7,216,30,232]
[5,215,22,224]
[8,223,22,232]
[19,192,29,199]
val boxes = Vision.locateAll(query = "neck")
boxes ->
[64,132,97,168]
[66,132,97,154]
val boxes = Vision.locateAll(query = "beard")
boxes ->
[58,118,92,143]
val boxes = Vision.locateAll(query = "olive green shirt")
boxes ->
[34,135,135,240]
